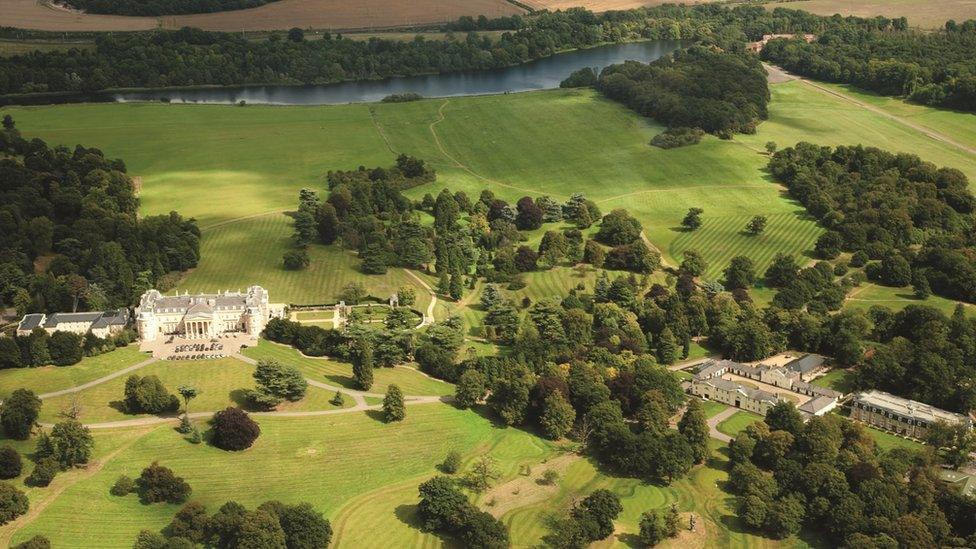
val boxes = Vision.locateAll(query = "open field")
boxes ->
[716,410,763,438]
[762,0,976,30]
[36,356,350,423]
[866,426,925,452]
[242,340,456,396]
[844,283,969,317]
[0,346,147,398]
[6,80,976,307]
[521,0,719,10]
[0,38,94,56]
[0,0,521,32]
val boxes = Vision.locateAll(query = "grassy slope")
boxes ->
[0,346,146,398]
[716,411,764,438]
[845,283,969,317]
[242,340,455,397]
[37,356,349,423]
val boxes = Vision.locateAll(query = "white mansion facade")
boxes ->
[135,286,285,342]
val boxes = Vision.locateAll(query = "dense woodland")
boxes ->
[762,20,976,112]
[0,5,889,97]
[769,143,976,302]
[62,0,278,16]
[728,404,976,546]
[0,118,200,317]
[596,46,770,136]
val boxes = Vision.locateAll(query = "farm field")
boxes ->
[0,0,521,32]
[0,346,147,398]
[6,80,976,308]
[36,356,350,424]
[761,0,976,30]
[242,340,456,396]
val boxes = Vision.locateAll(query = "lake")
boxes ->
[109,40,681,105]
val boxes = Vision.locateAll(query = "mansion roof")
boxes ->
[138,286,270,316]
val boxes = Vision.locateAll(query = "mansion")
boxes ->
[135,286,286,342]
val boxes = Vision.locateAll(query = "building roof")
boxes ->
[787,354,825,374]
[799,395,837,415]
[940,470,976,498]
[140,286,269,315]
[18,313,45,331]
[794,380,843,399]
[90,310,128,329]
[742,387,778,404]
[852,390,972,426]
[694,359,733,380]
[43,311,103,328]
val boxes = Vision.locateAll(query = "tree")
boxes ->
[383,384,406,422]
[678,399,709,464]
[48,331,83,366]
[292,210,317,247]
[746,215,767,235]
[656,327,678,364]
[282,249,310,270]
[574,489,622,541]
[124,375,180,414]
[596,209,643,246]
[638,509,668,546]
[339,282,366,304]
[35,420,93,468]
[25,457,57,487]
[584,240,606,268]
[765,253,799,287]
[765,141,777,154]
[1,389,41,440]
[352,339,375,390]
[488,376,531,426]
[278,503,333,549]
[682,208,703,230]
[11,535,50,549]
[515,196,544,230]
[764,495,805,539]
[252,359,308,405]
[237,509,286,549]
[287,27,305,42]
[464,455,500,493]
[418,476,468,532]
[723,256,756,289]
[0,482,28,525]
[455,370,487,409]
[441,450,462,474]
[211,407,260,451]
[111,474,135,496]
[925,421,976,469]
[397,287,416,306]
[540,392,576,440]
[765,401,803,436]
[177,385,199,419]
[679,249,707,277]
[0,447,21,479]
[449,273,463,301]
[136,462,192,504]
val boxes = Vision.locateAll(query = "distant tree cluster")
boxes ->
[559,67,598,88]
[762,20,976,112]
[728,404,976,545]
[597,46,770,137]
[0,120,200,319]
[133,498,331,548]
[124,374,180,414]
[649,127,703,149]
[543,489,623,547]
[769,143,976,302]
[245,359,308,409]
[62,0,277,16]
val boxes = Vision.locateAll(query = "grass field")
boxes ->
[0,346,148,398]
[716,410,764,438]
[866,426,925,452]
[36,356,350,423]
[0,0,521,32]
[845,283,969,317]
[811,368,852,392]
[242,340,455,396]
[8,82,976,307]
[701,399,730,419]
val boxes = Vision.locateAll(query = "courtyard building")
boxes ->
[16,310,129,339]
[135,286,286,342]
[850,390,974,439]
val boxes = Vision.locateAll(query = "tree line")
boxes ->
[0,117,200,318]
[62,0,277,16]
[762,20,976,112]
[0,5,886,98]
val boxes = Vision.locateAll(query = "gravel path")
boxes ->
[707,407,737,443]
[38,357,158,400]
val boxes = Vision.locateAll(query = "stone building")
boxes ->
[850,390,973,439]
[135,286,285,342]
[690,376,779,416]
[17,310,129,339]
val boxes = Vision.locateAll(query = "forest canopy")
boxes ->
[0,118,200,315]
[597,46,770,136]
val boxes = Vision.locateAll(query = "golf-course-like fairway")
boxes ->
[8,80,975,307]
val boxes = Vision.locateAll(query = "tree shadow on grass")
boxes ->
[617,532,645,548]
[365,409,387,423]
[323,374,357,391]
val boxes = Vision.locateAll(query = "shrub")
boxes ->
[650,127,704,149]
[283,249,310,270]
[48,331,83,366]
[25,458,58,487]
[441,451,462,474]
[11,535,51,549]
[0,447,22,479]
[560,67,598,88]
[382,92,423,102]
[136,462,192,504]
[541,469,560,485]
[0,481,29,525]
[211,407,261,451]
[111,474,136,496]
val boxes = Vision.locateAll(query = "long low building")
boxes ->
[135,286,286,342]
[690,376,779,415]
[17,310,129,339]
[850,390,973,439]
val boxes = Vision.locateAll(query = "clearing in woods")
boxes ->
[0,0,521,32]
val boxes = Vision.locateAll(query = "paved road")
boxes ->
[38,357,158,400]
[707,407,738,443]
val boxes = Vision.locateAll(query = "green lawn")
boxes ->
[0,346,147,398]
[37,356,350,423]
[867,426,925,452]
[716,411,764,438]
[811,368,853,393]
[845,283,969,317]
[242,340,455,397]
[701,399,730,419]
